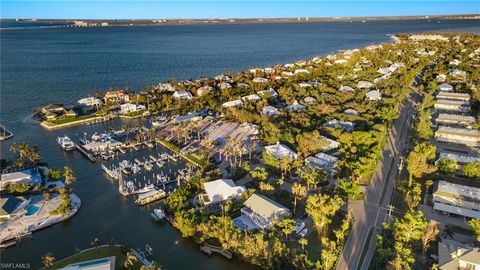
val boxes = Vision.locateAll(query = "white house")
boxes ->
[197,86,213,96]
[435,113,476,128]
[344,108,359,115]
[318,135,341,152]
[437,74,447,82]
[285,101,305,111]
[78,97,103,107]
[366,90,382,101]
[257,88,278,99]
[438,83,454,91]
[218,82,232,90]
[298,83,312,88]
[294,69,310,74]
[201,179,246,205]
[357,81,374,89]
[156,83,175,92]
[0,169,42,190]
[222,99,243,108]
[334,59,348,65]
[281,71,295,77]
[339,85,355,93]
[253,77,269,83]
[242,94,261,102]
[120,103,146,114]
[173,90,193,100]
[261,106,279,116]
[438,240,480,270]
[433,181,480,219]
[264,142,297,160]
[450,69,467,78]
[236,193,291,230]
[437,152,480,165]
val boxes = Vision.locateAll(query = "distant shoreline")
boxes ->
[1,14,479,29]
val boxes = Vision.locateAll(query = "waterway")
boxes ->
[1,19,480,269]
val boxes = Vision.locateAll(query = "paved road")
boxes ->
[336,60,440,270]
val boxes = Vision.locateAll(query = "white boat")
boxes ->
[136,184,156,194]
[145,142,154,148]
[57,136,75,151]
[144,163,153,171]
[134,159,144,166]
[149,155,157,162]
[135,189,167,206]
[151,116,167,128]
[151,207,166,221]
[131,164,141,174]
[156,160,165,168]
[101,164,119,180]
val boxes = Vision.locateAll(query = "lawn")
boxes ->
[42,245,142,270]
[48,114,97,125]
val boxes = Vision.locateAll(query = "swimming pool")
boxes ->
[25,205,40,216]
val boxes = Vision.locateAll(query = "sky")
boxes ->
[1,0,479,20]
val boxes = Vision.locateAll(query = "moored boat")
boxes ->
[135,189,167,206]
[57,135,75,151]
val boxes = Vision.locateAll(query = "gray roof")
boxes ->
[243,194,290,219]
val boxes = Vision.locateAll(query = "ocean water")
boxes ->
[1,19,479,269]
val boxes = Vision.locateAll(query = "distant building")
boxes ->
[261,106,279,116]
[339,85,355,93]
[264,142,297,160]
[436,91,470,102]
[200,179,246,205]
[433,180,480,219]
[435,126,480,147]
[104,90,129,104]
[196,86,213,96]
[222,99,243,108]
[237,193,291,230]
[155,83,175,92]
[173,90,193,100]
[437,152,480,165]
[0,196,30,220]
[344,108,359,115]
[78,97,103,107]
[450,69,467,78]
[305,152,338,175]
[294,69,310,74]
[438,83,454,92]
[41,104,64,116]
[252,77,268,83]
[357,80,374,89]
[175,112,201,124]
[434,99,471,113]
[217,82,232,90]
[324,119,355,132]
[242,94,261,102]
[318,135,341,152]
[366,90,382,101]
[257,88,278,99]
[435,113,476,128]
[438,240,480,270]
[285,101,305,111]
[119,103,145,114]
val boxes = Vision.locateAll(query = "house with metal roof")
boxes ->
[433,181,480,219]
[261,106,279,116]
[357,80,374,89]
[221,99,243,108]
[435,113,476,128]
[438,240,480,270]
[0,168,42,191]
[435,126,480,147]
[264,142,297,160]
[173,90,193,100]
[438,83,454,91]
[236,193,291,230]
[200,179,246,205]
[437,152,480,165]
[434,99,471,113]
[436,91,471,102]
[305,152,338,175]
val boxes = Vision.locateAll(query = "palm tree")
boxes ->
[291,182,307,214]
[124,251,137,269]
[442,226,455,239]
[298,238,308,253]
[63,166,76,186]
[41,252,56,268]
[91,237,100,248]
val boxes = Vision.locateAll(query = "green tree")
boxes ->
[250,167,269,181]
[291,182,307,214]
[394,210,428,245]
[63,166,76,185]
[298,166,328,190]
[306,194,343,235]
[406,142,436,179]
[437,158,457,174]
[337,179,362,200]
[415,110,433,139]
[463,161,480,179]
[469,219,480,242]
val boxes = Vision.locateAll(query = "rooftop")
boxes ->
[243,193,290,219]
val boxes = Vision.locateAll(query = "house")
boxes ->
[294,69,310,74]
[217,82,232,90]
[285,101,305,111]
[0,168,42,190]
[334,59,348,65]
[437,74,447,82]
[449,59,462,66]
[344,108,359,115]
[119,103,146,114]
[438,83,454,92]
[59,256,116,270]
[236,193,291,230]
[242,94,261,102]
[438,240,480,270]
[264,142,297,160]
[155,83,175,92]
[437,152,480,165]
[253,77,268,83]
[436,91,470,102]
[435,126,480,147]
[257,88,278,99]
[281,71,295,77]
[222,100,243,108]
[261,106,279,116]
[450,69,467,78]
[366,90,382,101]
[78,97,103,107]
[263,67,275,74]
[175,112,202,124]
[200,179,246,205]
[339,85,355,93]
[305,152,338,175]
[324,119,356,132]
[0,196,30,220]
[104,90,129,104]
[357,81,374,89]
[298,83,312,88]
[435,113,476,128]
[173,90,193,100]
[434,99,471,113]
[65,109,77,117]
[303,96,317,104]
[214,74,231,82]
[41,104,64,115]
[196,86,213,96]
[237,83,250,89]
[433,181,480,219]
[318,135,341,152]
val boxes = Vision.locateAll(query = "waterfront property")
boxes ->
[173,90,193,100]
[234,193,291,230]
[59,256,115,270]
[120,103,146,115]
[0,167,42,191]
[432,180,480,219]
[0,196,31,220]
[104,90,130,104]
[199,179,246,205]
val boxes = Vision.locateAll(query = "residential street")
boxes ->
[336,62,438,270]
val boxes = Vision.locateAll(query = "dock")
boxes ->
[130,247,153,268]
[0,124,13,141]
[200,243,232,259]
[74,143,96,162]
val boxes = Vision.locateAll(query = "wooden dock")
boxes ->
[200,243,232,259]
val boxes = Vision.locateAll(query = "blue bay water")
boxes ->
[1,19,479,269]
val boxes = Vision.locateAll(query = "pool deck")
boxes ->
[0,193,81,244]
